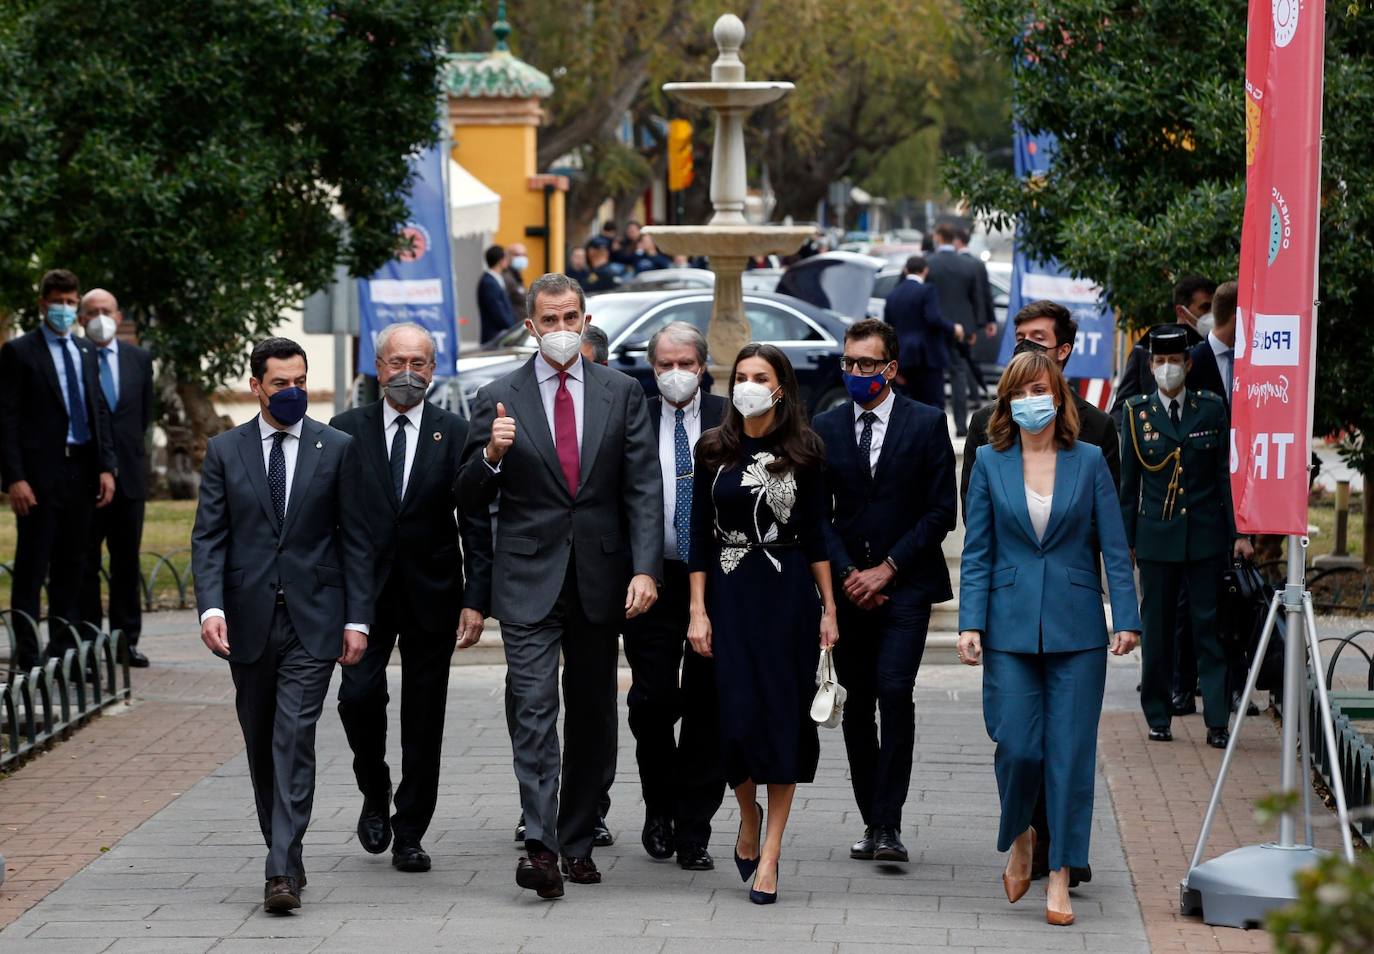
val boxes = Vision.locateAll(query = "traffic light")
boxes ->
[667,119,694,192]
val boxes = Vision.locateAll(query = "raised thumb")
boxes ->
[496,401,507,419]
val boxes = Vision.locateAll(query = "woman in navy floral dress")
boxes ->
[688,343,838,904]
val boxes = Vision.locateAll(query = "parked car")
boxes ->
[438,290,855,418]
[775,250,884,320]
[619,267,714,291]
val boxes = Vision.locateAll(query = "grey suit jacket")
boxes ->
[457,356,663,626]
[191,415,374,664]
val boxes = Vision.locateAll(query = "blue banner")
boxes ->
[999,129,1114,380]
[358,145,458,377]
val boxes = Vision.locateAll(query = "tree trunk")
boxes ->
[157,363,231,500]
[1363,472,1371,568]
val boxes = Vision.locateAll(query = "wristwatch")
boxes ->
[839,565,858,582]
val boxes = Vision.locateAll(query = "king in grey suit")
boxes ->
[457,273,663,899]
[191,338,373,913]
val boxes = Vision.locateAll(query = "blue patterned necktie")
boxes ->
[99,348,117,410]
[59,338,91,444]
[389,415,408,501]
[858,411,877,475]
[673,407,692,561]
[268,432,287,526]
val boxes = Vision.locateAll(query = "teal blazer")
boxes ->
[959,440,1141,654]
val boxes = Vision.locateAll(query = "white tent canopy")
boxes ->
[448,159,500,238]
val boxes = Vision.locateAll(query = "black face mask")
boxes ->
[1013,338,1049,357]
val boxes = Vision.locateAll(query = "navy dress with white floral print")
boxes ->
[689,432,828,786]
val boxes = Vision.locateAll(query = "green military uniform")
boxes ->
[1120,331,1237,737]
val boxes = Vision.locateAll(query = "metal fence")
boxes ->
[1309,628,1374,846]
[0,549,196,612]
[0,610,132,770]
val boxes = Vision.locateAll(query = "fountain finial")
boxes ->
[710,14,746,83]
[493,1,511,53]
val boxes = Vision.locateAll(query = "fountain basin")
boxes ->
[643,224,814,260]
[662,81,794,110]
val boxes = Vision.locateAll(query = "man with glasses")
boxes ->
[812,319,958,865]
[329,322,493,874]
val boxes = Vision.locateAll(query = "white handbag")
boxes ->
[810,647,846,729]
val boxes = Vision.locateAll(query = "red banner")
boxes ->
[1230,0,1325,534]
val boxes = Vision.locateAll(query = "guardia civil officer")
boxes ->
[1119,325,1249,749]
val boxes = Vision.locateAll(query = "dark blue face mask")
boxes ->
[266,386,308,426]
[843,366,891,405]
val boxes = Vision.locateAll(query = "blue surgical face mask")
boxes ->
[45,303,77,334]
[266,386,308,426]
[843,367,889,405]
[1010,394,1057,434]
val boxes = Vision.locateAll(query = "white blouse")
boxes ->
[1026,488,1053,542]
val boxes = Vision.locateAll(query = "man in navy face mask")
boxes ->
[191,336,373,914]
[812,319,957,865]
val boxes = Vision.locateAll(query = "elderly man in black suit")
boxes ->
[191,337,373,913]
[329,322,492,874]
[77,289,155,667]
[624,321,727,871]
[924,223,985,435]
[0,269,117,670]
[883,255,961,411]
[458,273,662,899]
[813,319,957,864]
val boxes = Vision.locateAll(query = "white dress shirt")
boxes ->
[201,414,368,634]
[382,400,424,498]
[659,389,702,561]
[852,387,895,476]
[1207,331,1233,397]
[1163,388,1187,423]
[533,352,585,450]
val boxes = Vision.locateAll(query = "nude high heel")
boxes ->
[1002,829,1035,904]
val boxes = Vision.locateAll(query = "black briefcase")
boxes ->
[1220,559,1286,691]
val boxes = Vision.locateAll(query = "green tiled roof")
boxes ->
[444,50,553,100]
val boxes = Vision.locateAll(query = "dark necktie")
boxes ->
[1169,399,1181,430]
[673,407,692,561]
[1221,349,1234,394]
[390,415,408,501]
[99,348,117,410]
[59,338,91,444]
[268,432,287,526]
[554,371,580,496]
[858,410,878,475]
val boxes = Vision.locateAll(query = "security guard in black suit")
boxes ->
[1120,325,1247,749]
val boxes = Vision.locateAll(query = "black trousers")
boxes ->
[833,594,931,828]
[9,447,97,667]
[336,582,455,843]
[1172,579,1197,697]
[231,603,335,880]
[1140,557,1228,730]
[623,560,725,850]
[81,488,146,646]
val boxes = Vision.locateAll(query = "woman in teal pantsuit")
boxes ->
[957,351,1141,927]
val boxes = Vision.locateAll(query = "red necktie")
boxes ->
[555,371,580,496]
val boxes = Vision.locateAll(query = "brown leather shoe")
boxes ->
[1046,907,1076,926]
[1002,829,1035,904]
[516,849,564,899]
[561,855,602,885]
[263,875,300,913]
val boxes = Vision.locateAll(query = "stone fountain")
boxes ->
[643,14,813,390]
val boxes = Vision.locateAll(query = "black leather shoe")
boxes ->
[560,855,602,885]
[642,816,674,860]
[850,827,875,860]
[1170,692,1197,716]
[392,840,431,872]
[1068,864,1092,888]
[1148,726,1173,742]
[514,813,526,843]
[516,847,564,899]
[593,817,615,847]
[125,647,150,668]
[1207,727,1230,749]
[357,789,392,854]
[873,826,908,863]
[263,875,301,913]
[677,845,714,871]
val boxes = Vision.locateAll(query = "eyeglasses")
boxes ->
[382,358,434,372]
[839,357,892,375]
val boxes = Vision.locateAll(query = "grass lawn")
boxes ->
[1307,490,1366,561]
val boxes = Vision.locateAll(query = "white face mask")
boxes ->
[1195,312,1215,336]
[1153,362,1186,393]
[533,324,583,366]
[732,381,779,418]
[85,315,118,345]
[656,368,700,405]
[511,255,529,273]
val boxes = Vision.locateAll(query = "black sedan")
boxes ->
[441,290,855,418]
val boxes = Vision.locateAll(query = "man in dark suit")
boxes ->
[923,223,985,435]
[478,244,517,344]
[191,337,372,913]
[0,269,117,669]
[814,319,957,865]
[1108,275,1214,430]
[1187,279,1236,409]
[624,321,726,871]
[329,322,492,874]
[77,289,155,667]
[458,273,662,899]
[883,255,960,410]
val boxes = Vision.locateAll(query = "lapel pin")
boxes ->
[315,440,323,449]
[433,431,442,442]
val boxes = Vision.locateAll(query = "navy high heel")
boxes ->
[733,801,763,882]
[749,852,779,905]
